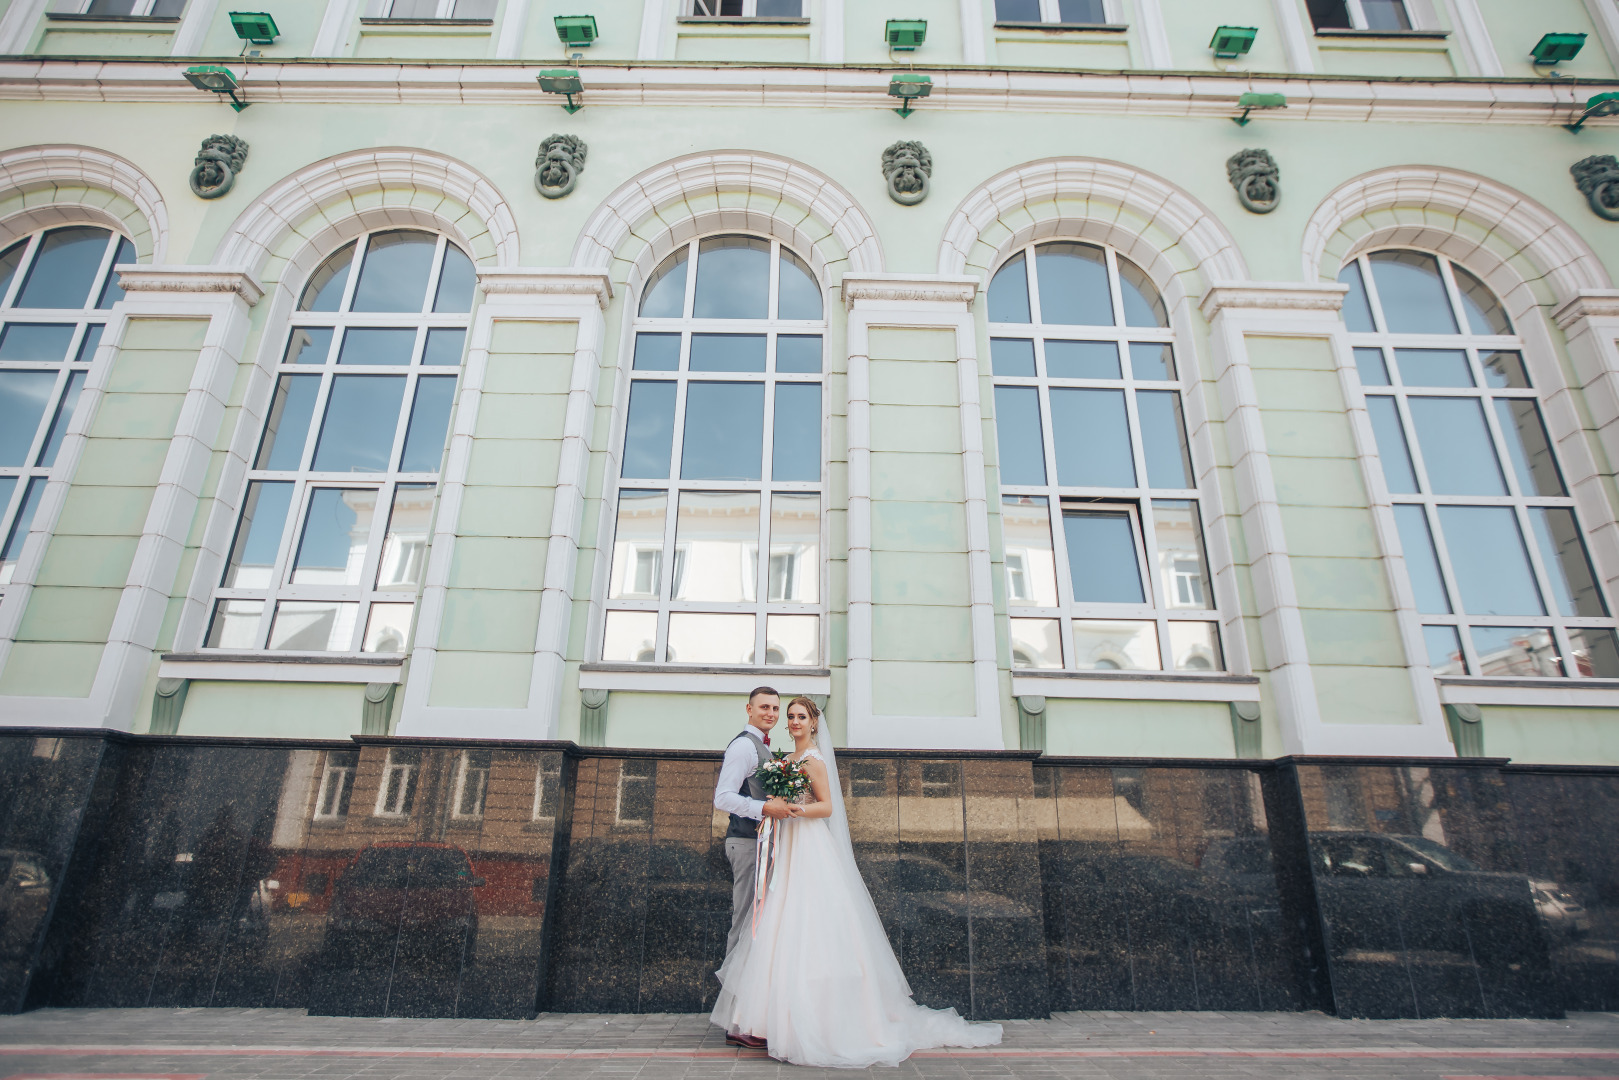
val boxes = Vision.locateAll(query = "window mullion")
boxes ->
[337,235,367,313]
[2,234,42,310]
[1357,255,1391,335]
[259,478,311,649]
[680,239,699,319]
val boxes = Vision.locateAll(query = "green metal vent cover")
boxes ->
[1210,24,1256,58]
[555,14,598,45]
[228,10,278,43]
[1532,32,1586,64]
[886,19,927,50]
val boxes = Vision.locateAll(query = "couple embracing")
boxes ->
[710,687,1002,1068]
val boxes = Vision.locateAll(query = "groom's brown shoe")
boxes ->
[726,1033,767,1050]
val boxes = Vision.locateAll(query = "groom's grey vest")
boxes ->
[724,730,771,841]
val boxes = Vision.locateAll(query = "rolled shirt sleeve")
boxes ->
[714,735,765,821]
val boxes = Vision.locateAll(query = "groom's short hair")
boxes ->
[748,686,780,702]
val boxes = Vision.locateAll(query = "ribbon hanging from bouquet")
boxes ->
[752,816,779,938]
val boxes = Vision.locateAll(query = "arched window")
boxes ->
[0,226,134,595]
[206,228,475,654]
[602,234,825,667]
[988,240,1221,674]
[1340,250,1619,679]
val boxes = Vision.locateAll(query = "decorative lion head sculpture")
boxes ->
[882,140,932,206]
[190,134,249,200]
[1572,155,1619,222]
[535,134,587,199]
[1225,148,1279,215]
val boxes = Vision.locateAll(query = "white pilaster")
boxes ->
[1583,0,1619,75]
[820,0,844,64]
[1440,0,1503,76]
[959,0,985,64]
[1269,0,1315,73]
[170,0,219,55]
[494,0,530,59]
[1133,0,1173,68]
[638,0,672,59]
[311,0,362,56]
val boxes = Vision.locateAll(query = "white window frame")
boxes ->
[531,758,561,821]
[374,747,420,817]
[51,0,181,16]
[1344,248,1618,680]
[313,750,358,821]
[451,749,490,820]
[599,232,828,669]
[688,0,803,16]
[994,0,1114,24]
[989,239,1224,674]
[1312,0,1418,31]
[204,228,469,656]
[615,760,656,825]
[380,0,490,20]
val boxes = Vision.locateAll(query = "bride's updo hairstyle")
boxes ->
[786,695,821,736]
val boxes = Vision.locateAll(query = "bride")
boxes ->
[710,696,1003,1068]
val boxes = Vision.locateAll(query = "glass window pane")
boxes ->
[1338,261,1377,332]
[1353,347,1390,386]
[269,600,359,652]
[0,371,57,466]
[1366,396,1418,493]
[1168,621,1222,671]
[602,609,660,662]
[1495,399,1564,497]
[672,491,759,603]
[37,369,85,467]
[667,612,756,664]
[285,327,334,365]
[1117,255,1168,328]
[1394,349,1472,388]
[1064,509,1145,603]
[0,240,25,304]
[350,231,437,313]
[994,387,1046,485]
[206,599,263,649]
[422,327,465,367]
[633,333,681,371]
[1138,390,1194,489]
[755,0,799,15]
[608,490,667,600]
[0,323,74,362]
[778,249,822,320]
[222,480,294,588]
[1152,500,1211,609]
[1010,618,1062,669]
[96,237,137,309]
[1058,0,1105,23]
[1471,626,1558,677]
[1451,264,1511,335]
[765,613,819,665]
[769,492,819,604]
[400,375,457,473]
[1422,625,1466,675]
[1436,505,1544,616]
[691,333,766,372]
[256,374,321,471]
[74,324,103,364]
[693,236,769,320]
[1051,388,1135,488]
[432,244,476,313]
[292,488,380,585]
[996,0,1040,18]
[1482,351,1529,389]
[991,338,1036,377]
[1036,242,1113,326]
[1361,0,1411,29]
[362,603,413,653]
[312,375,408,473]
[1393,504,1451,614]
[640,247,689,318]
[1002,496,1059,607]
[681,382,764,480]
[1408,397,1506,495]
[772,383,821,483]
[0,477,45,578]
[1530,506,1607,617]
[299,241,355,312]
[987,252,1031,323]
[777,335,822,373]
[1368,251,1459,335]
[16,227,110,309]
[376,483,434,590]
[339,327,417,366]
[0,477,14,524]
[1072,619,1159,670]
[1129,343,1175,381]
[1567,627,1619,678]
[622,380,677,480]
[1046,340,1120,379]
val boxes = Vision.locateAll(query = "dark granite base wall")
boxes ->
[0,731,1614,1021]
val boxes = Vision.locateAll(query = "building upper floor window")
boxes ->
[995,0,1106,24]
[988,241,1223,675]
[0,226,132,599]
[55,0,186,17]
[204,228,474,655]
[1341,249,1618,679]
[1307,0,1412,31]
[689,0,801,16]
[382,0,493,19]
[601,234,825,668]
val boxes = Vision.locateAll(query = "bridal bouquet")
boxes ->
[754,751,810,802]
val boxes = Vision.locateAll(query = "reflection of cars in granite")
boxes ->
[0,850,50,957]
[1530,879,1590,938]
[319,843,484,963]
[858,853,1035,921]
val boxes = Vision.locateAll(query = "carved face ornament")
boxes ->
[535,134,587,200]
[882,140,932,206]
[190,134,248,200]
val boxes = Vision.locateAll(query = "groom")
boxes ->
[712,685,793,1050]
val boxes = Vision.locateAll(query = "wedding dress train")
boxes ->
[709,732,1002,1068]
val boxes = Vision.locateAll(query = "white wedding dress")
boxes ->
[710,725,1002,1068]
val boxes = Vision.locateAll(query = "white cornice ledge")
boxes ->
[1551,290,1619,330]
[116,264,264,304]
[1199,281,1348,321]
[475,267,613,309]
[841,273,979,309]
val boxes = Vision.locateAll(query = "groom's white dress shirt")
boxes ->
[714,727,768,821]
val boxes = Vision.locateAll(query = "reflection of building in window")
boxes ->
[375,747,422,817]
[531,758,562,821]
[314,750,358,820]
[384,0,495,18]
[920,762,957,798]
[1306,0,1411,31]
[995,0,1107,23]
[690,0,801,14]
[616,760,656,824]
[452,749,491,819]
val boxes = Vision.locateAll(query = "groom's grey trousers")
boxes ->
[725,836,757,956]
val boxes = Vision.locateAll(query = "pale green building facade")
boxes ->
[3,0,1619,763]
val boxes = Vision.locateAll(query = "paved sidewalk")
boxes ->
[0,1008,1616,1078]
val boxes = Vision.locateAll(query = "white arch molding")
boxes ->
[0,145,169,261]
